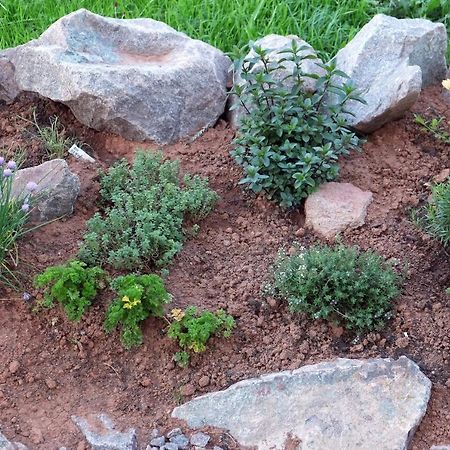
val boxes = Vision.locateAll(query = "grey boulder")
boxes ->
[334,14,447,133]
[12,159,80,222]
[230,34,325,127]
[4,9,231,144]
[72,414,137,450]
[172,356,431,450]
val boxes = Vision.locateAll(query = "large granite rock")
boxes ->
[72,414,137,450]
[0,430,27,450]
[3,9,230,144]
[12,159,80,222]
[304,182,373,239]
[0,50,19,103]
[230,34,325,127]
[334,14,447,133]
[173,357,431,450]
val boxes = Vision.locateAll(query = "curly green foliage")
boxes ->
[422,179,450,246]
[231,40,365,208]
[168,306,235,367]
[78,151,218,270]
[266,244,401,332]
[34,260,104,321]
[104,274,171,349]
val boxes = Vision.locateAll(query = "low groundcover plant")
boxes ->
[266,244,401,332]
[34,260,105,321]
[168,306,235,367]
[104,273,171,349]
[231,40,365,208]
[78,151,218,270]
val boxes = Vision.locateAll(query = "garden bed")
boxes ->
[1,87,450,449]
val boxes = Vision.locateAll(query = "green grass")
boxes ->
[0,1,448,59]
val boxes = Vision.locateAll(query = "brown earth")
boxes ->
[1,87,450,449]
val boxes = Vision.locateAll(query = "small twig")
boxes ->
[104,362,121,379]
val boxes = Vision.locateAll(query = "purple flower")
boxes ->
[23,292,32,302]
[3,168,12,177]
[0,157,4,166]
[26,181,38,192]
[21,203,30,212]
[6,160,16,170]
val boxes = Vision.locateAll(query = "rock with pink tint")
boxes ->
[305,182,373,239]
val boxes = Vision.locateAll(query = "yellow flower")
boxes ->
[122,295,141,310]
[170,308,185,322]
[442,79,450,91]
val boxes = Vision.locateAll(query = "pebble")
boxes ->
[180,384,196,396]
[167,428,182,439]
[170,433,189,449]
[150,436,166,447]
[198,376,210,388]
[140,377,151,387]
[162,444,179,450]
[190,431,211,447]
[9,360,20,374]
[45,378,57,389]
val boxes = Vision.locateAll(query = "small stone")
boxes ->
[190,432,211,447]
[395,336,410,349]
[433,168,450,184]
[295,228,305,237]
[161,444,178,450]
[30,426,43,444]
[170,434,189,449]
[198,376,210,388]
[9,360,20,374]
[45,378,57,389]
[180,384,196,397]
[213,447,224,450]
[266,297,278,308]
[149,436,166,447]
[140,378,151,387]
[305,182,373,239]
[166,428,182,439]
[150,429,161,439]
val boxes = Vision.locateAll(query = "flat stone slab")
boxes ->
[172,357,431,450]
[72,414,137,450]
[304,182,373,239]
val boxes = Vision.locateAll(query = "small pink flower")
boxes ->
[21,203,30,212]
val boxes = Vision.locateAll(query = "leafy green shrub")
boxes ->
[34,260,105,321]
[104,274,171,349]
[168,306,235,367]
[231,40,364,208]
[78,151,218,270]
[0,157,37,286]
[266,244,401,332]
[422,179,450,245]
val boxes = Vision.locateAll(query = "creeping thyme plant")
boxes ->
[168,306,235,367]
[104,274,171,349]
[266,244,401,332]
[78,151,218,270]
[0,156,38,286]
[231,40,365,207]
